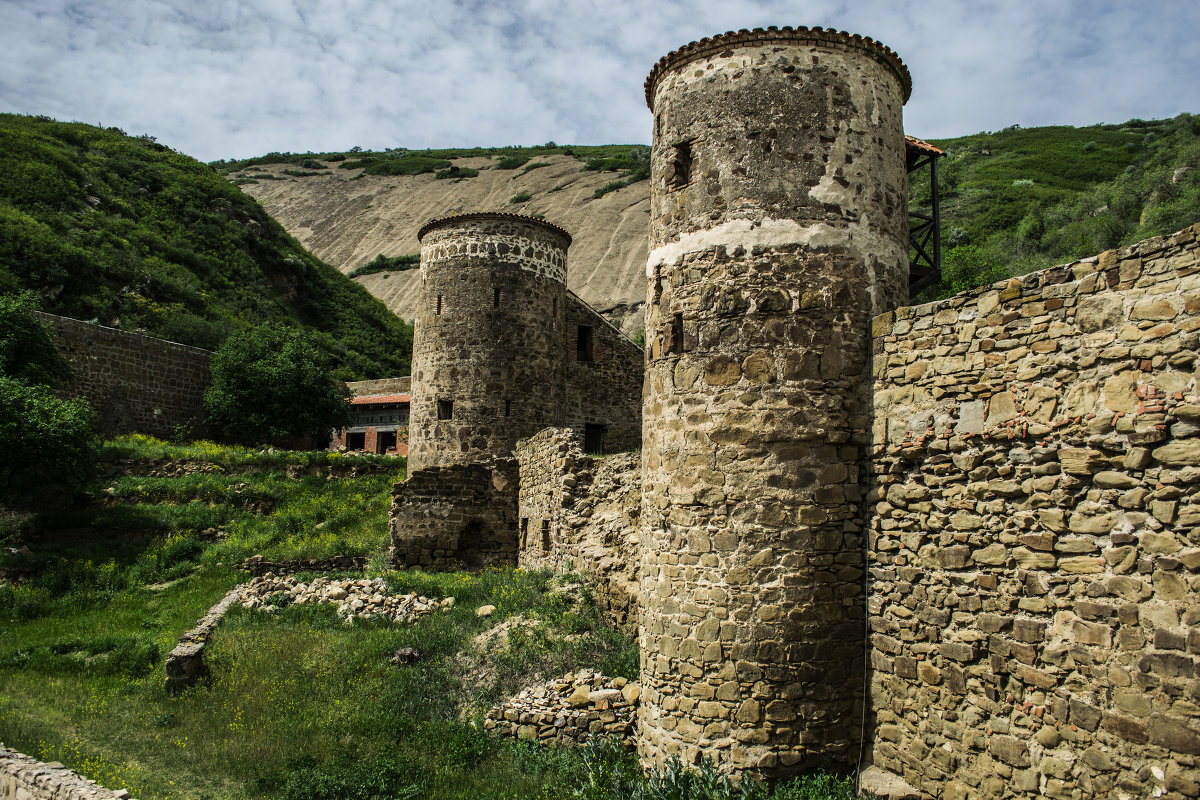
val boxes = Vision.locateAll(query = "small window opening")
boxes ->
[668,141,694,189]
[541,519,551,551]
[504,400,511,417]
[520,517,529,548]
[577,325,594,363]
[346,431,366,451]
[493,288,501,308]
[671,313,684,354]
[584,424,605,455]
[437,399,453,420]
[436,294,443,315]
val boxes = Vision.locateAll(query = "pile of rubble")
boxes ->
[239,573,454,624]
[484,670,640,745]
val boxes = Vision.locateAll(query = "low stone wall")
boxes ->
[390,460,519,570]
[867,223,1200,798]
[37,312,212,438]
[516,428,641,625]
[240,554,369,576]
[0,745,132,800]
[164,586,244,693]
[346,376,411,395]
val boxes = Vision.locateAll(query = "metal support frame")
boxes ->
[907,142,943,297]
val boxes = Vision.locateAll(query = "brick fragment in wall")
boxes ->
[869,221,1200,799]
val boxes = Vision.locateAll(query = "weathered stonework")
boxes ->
[37,312,212,438]
[0,746,133,800]
[391,213,643,572]
[390,459,519,570]
[407,214,571,471]
[516,428,641,626]
[869,223,1200,799]
[638,26,910,778]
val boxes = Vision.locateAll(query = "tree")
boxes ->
[0,293,96,497]
[204,324,352,447]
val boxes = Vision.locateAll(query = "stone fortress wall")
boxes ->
[36,312,212,438]
[868,224,1200,799]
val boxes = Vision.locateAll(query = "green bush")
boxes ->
[495,155,531,170]
[510,192,533,204]
[434,165,480,180]
[349,254,421,278]
[203,324,352,446]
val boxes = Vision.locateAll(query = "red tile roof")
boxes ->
[351,393,410,406]
[905,135,945,157]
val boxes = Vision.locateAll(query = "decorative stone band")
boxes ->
[418,213,571,284]
[417,212,571,246]
[644,25,911,108]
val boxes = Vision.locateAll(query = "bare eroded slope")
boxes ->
[235,154,649,336]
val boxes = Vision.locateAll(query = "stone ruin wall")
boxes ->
[868,222,1200,799]
[515,428,641,626]
[36,312,212,438]
[346,376,411,395]
[1,744,132,800]
[563,294,644,454]
[389,459,519,571]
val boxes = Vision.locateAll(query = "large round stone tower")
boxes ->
[638,27,911,777]
[407,213,571,471]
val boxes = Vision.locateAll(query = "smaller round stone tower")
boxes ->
[407,212,571,471]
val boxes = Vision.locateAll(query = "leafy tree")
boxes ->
[0,293,96,497]
[204,324,352,446]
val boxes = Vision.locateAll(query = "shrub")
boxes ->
[203,324,352,446]
[349,254,420,278]
[434,165,480,180]
[495,155,530,170]
[509,192,533,204]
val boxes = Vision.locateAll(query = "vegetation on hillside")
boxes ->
[916,113,1200,297]
[216,144,654,197]
[0,114,413,379]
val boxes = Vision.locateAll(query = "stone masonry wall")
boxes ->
[564,293,643,454]
[346,376,411,396]
[868,222,1200,799]
[36,312,212,438]
[516,428,641,626]
[0,745,132,800]
[390,459,519,570]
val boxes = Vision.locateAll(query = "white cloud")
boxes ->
[0,0,1196,161]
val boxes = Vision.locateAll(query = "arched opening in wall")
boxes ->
[540,519,550,551]
[458,520,497,570]
[585,423,606,455]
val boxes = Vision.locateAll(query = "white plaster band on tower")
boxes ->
[645,218,908,311]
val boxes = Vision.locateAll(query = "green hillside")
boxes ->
[917,113,1200,297]
[0,114,412,379]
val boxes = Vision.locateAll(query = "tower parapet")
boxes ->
[638,26,911,777]
[407,213,571,471]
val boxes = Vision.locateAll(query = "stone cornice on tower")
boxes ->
[417,212,572,247]
[644,25,912,109]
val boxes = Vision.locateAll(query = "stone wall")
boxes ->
[564,293,643,454]
[515,428,641,625]
[390,459,519,570]
[868,222,1200,799]
[36,312,212,438]
[346,376,411,395]
[0,745,131,800]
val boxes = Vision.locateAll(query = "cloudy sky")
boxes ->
[1,0,1197,163]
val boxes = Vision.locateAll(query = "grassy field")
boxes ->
[0,436,857,800]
